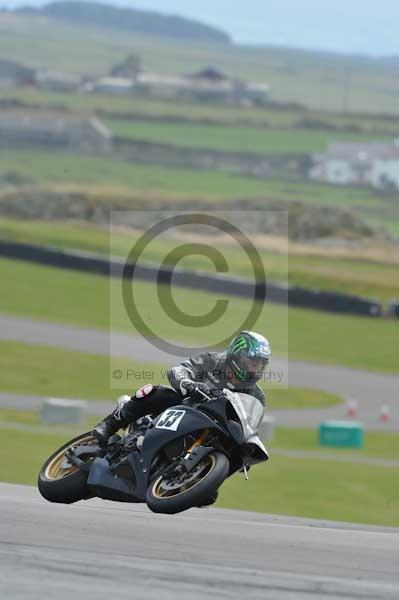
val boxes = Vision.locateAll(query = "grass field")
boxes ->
[1,258,398,372]
[1,149,398,237]
[267,389,341,410]
[0,340,145,400]
[0,149,388,212]
[3,88,399,135]
[1,218,399,302]
[2,13,399,115]
[2,147,398,236]
[1,88,301,127]
[1,427,398,526]
[107,119,392,155]
[0,408,100,433]
[218,454,399,526]
[0,149,369,204]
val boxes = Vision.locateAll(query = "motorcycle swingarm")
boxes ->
[64,446,102,473]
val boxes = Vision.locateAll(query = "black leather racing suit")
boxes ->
[120,351,265,424]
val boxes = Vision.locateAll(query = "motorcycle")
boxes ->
[38,388,269,514]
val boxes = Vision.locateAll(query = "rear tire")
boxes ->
[146,451,229,515]
[38,432,97,504]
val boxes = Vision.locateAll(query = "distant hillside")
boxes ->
[15,1,231,44]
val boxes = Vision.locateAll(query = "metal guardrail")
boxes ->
[0,239,385,318]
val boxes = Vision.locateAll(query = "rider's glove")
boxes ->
[179,379,212,399]
[193,382,213,400]
[208,389,225,400]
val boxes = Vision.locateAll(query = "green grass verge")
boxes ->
[0,409,41,426]
[107,119,391,155]
[1,217,398,302]
[0,429,75,485]
[266,388,342,410]
[217,455,399,526]
[1,427,398,526]
[0,408,100,432]
[1,258,398,372]
[0,340,167,400]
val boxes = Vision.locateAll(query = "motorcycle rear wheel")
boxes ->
[38,432,97,504]
[146,451,229,514]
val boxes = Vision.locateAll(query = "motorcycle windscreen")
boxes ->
[226,392,264,441]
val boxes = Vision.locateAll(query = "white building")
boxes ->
[309,141,399,190]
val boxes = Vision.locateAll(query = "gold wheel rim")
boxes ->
[152,454,216,499]
[44,434,96,481]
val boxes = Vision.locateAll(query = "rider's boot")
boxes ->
[92,398,135,447]
[93,385,177,447]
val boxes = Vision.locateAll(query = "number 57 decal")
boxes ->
[156,409,186,431]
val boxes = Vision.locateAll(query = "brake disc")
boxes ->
[161,462,208,492]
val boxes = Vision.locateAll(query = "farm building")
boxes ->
[309,141,399,190]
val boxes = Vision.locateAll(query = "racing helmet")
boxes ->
[227,331,271,383]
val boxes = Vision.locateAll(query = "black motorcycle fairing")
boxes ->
[87,457,141,502]
[64,445,103,473]
[196,397,245,446]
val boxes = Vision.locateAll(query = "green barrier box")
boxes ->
[319,421,364,448]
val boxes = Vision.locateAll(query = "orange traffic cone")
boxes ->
[379,404,390,423]
[346,399,358,418]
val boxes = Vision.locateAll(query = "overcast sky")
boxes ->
[1,0,398,55]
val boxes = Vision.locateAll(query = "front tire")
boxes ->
[146,451,229,514]
[38,432,98,504]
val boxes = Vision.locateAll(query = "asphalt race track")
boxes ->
[1,314,399,430]
[1,483,398,600]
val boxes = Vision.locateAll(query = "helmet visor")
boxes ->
[239,356,268,382]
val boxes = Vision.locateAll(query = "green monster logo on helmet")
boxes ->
[228,335,249,354]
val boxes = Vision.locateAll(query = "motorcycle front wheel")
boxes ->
[146,451,229,514]
[38,432,98,504]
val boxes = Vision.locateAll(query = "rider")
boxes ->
[93,330,271,447]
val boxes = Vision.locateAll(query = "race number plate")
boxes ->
[155,409,186,432]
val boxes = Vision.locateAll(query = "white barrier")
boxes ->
[41,398,87,425]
